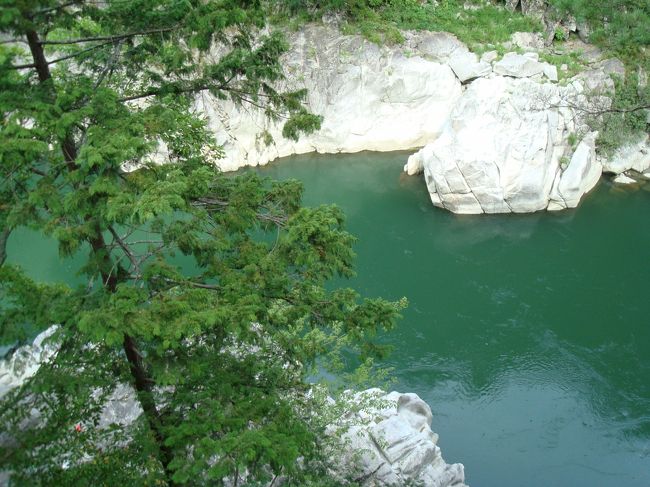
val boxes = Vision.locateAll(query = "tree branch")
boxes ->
[39,27,177,45]
[119,83,212,102]
[108,225,141,276]
[28,1,82,18]
[9,40,114,70]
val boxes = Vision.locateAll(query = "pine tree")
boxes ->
[0,1,404,484]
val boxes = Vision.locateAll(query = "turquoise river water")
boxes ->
[7,151,650,486]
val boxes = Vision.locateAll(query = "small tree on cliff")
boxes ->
[0,1,403,484]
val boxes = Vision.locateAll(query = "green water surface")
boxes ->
[6,151,650,486]
[253,152,650,487]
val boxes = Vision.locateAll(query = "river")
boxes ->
[7,151,650,486]
[253,151,650,487]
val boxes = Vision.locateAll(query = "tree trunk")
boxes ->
[0,226,10,266]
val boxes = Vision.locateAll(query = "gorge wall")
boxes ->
[191,23,649,214]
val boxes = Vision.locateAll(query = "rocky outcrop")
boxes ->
[200,25,463,172]
[0,326,59,398]
[448,52,491,83]
[601,135,650,175]
[505,0,547,19]
[493,52,545,78]
[332,389,467,487]
[548,132,601,210]
[1,328,467,486]
[406,76,604,214]
[195,24,634,215]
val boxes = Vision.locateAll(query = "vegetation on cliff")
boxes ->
[275,0,648,152]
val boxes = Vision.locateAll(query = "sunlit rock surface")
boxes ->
[601,135,650,176]
[331,389,467,487]
[200,25,462,172]
[195,23,630,215]
[0,326,59,398]
[408,76,604,213]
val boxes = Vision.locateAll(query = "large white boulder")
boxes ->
[448,52,492,83]
[200,25,462,171]
[548,132,601,210]
[493,52,545,78]
[414,76,602,214]
[332,389,467,487]
[404,30,470,63]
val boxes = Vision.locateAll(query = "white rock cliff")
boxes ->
[200,25,462,172]
[331,389,467,487]
[193,24,644,214]
[409,77,602,213]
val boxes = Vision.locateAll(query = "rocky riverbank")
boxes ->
[191,23,648,214]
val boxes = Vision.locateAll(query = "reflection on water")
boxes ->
[6,151,650,486]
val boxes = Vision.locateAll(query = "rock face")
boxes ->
[195,24,633,215]
[493,52,545,78]
[200,25,462,172]
[408,76,602,214]
[448,52,491,83]
[505,0,547,18]
[1,328,467,486]
[333,389,467,487]
[0,326,59,398]
[601,135,650,175]
[548,132,601,211]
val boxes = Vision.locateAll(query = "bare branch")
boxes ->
[108,225,141,276]
[0,39,28,45]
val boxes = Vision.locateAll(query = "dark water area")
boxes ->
[6,151,650,486]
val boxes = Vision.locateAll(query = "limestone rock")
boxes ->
[406,31,470,63]
[613,173,638,184]
[480,50,498,63]
[200,25,462,171]
[594,58,625,78]
[601,135,650,174]
[511,31,545,51]
[505,0,546,18]
[0,326,59,398]
[332,389,467,487]
[448,52,492,83]
[542,63,558,82]
[413,76,601,214]
[493,52,545,78]
[548,132,601,209]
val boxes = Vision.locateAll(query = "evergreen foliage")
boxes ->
[0,1,404,484]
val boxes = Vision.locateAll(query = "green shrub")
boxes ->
[271,0,542,47]
[594,72,649,155]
